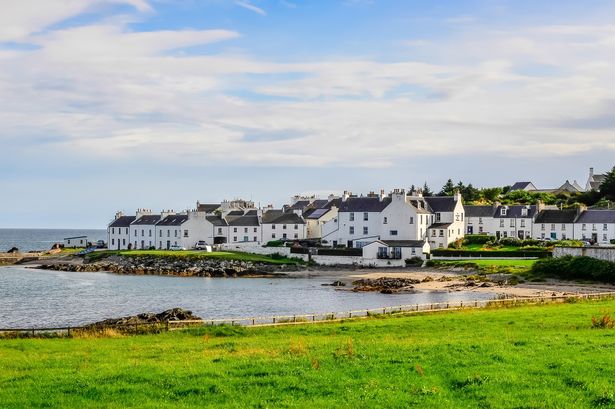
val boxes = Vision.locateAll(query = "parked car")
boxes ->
[169,245,186,251]
[194,241,209,250]
[96,240,107,249]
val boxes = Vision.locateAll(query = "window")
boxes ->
[233,227,237,233]
[294,233,298,239]
[183,230,189,238]
[562,224,566,230]
[243,236,248,242]
[363,226,368,235]
[510,231,515,237]
[479,217,483,225]
[349,212,355,221]
[272,233,276,238]
[592,224,596,231]
[582,224,587,230]
[562,233,567,240]
[541,224,545,231]
[282,233,287,239]
[254,228,258,233]
[272,224,276,229]
[409,217,414,224]
[233,236,237,242]
[509,219,515,227]
[159,230,162,237]
[520,220,525,228]
[363,212,368,221]
[501,208,507,216]
[283,224,287,230]
[122,239,126,245]
[551,224,555,231]
[439,230,444,237]
[390,230,398,236]
[111,239,115,246]
[174,230,178,238]
[383,217,388,224]
[500,220,505,227]
[436,213,441,222]
[112,228,115,234]
[604,224,608,231]
[349,226,355,234]
[541,233,545,239]
[218,228,223,234]
[603,234,608,241]
[134,230,137,237]
[126,228,129,234]
[167,230,170,237]
[431,230,436,237]
[411,248,416,255]
[254,237,257,242]
[244,228,248,233]
[294,224,298,230]
[141,229,144,237]
[478,226,484,233]
[420,215,423,224]
[521,208,528,216]
[149,230,152,237]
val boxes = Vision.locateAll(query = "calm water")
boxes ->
[0,229,106,252]
[0,266,494,328]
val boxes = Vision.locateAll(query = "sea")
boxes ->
[0,228,106,253]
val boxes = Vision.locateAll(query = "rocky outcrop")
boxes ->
[86,308,201,327]
[37,255,294,277]
[352,277,421,293]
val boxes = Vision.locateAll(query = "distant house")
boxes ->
[63,236,88,248]
[129,212,162,250]
[107,213,136,250]
[227,210,261,244]
[261,210,306,242]
[464,205,497,235]
[425,193,465,249]
[362,240,429,260]
[533,209,577,240]
[195,202,221,214]
[303,198,340,239]
[509,182,537,192]
[156,214,189,249]
[586,167,607,191]
[492,204,541,240]
[574,210,615,244]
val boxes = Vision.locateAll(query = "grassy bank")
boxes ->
[428,258,538,274]
[1,300,615,408]
[85,250,303,265]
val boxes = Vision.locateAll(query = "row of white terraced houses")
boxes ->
[107,189,615,255]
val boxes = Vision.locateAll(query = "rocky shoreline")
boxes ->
[35,255,301,278]
[85,308,202,327]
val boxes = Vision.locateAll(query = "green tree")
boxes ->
[422,182,433,197]
[599,166,615,200]
[439,179,456,196]
[481,187,502,202]
[463,183,481,202]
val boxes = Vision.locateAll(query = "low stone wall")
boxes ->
[311,255,405,267]
[553,246,615,263]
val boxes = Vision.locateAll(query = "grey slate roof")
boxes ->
[380,240,426,247]
[305,208,331,219]
[206,216,227,226]
[535,210,577,224]
[289,200,310,211]
[227,215,260,227]
[197,203,221,213]
[157,214,189,226]
[465,205,495,218]
[424,196,457,213]
[131,215,161,225]
[262,210,305,224]
[428,222,453,229]
[575,210,615,223]
[338,197,391,212]
[226,210,244,216]
[494,205,538,218]
[109,216,136,228]
[509,182,537,191]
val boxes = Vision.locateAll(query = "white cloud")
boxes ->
[235,1,266,16]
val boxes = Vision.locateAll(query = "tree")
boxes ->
[422,182,433,197]
[599,166,615,200]
[439,179,456,196]
[481,187,502,202]
[463,183,481,202]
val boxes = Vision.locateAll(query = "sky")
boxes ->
[1,0,615,228]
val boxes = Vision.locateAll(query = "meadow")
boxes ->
[84,250,303,265]
[1,299,615,408]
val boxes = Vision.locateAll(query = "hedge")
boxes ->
[532,256,615,284]
[431,249,552,258]
[463,235,496,244]
[317,248,363,257]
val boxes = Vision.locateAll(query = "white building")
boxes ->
[63,236,88,248]
[532,209,577,241]
[261,210,306,242]
[155,214,189,249]
[227,210,261,244]
[464,205,497,235]
[107,213,136,250]
[362,240,430,261]
[574,210,615,245]
[491,204,541,240]
[130,212,162,250]
[586,167,607,191]
[425,193,465,249]
[304,199,340,239]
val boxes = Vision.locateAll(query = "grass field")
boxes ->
[1,299,615,408]
[429,258,538,275]
[85,250,303,265]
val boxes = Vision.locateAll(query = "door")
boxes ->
[550,232,557,240]
[347,240,353,248]
[592,233,598,243]
[166,240,170,249]
[467,226,473,234]
[518,231,524,239]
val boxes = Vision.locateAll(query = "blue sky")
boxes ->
[1,0,614,228]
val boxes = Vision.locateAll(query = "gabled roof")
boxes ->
[288,200,310,211]
[305,208,331,219]
[509,182,537,191]
[131,215,161,225]
[206,216,227,226]
[424,196,458,213]
[465,205,495,218]
[109,216,136,228]
[227,214,260,227]
[262,210,305,224]
[338,197,391,212]
[535,210,577,224]
[197,203,221,213]
[576,210,615,224]
[64,236,87,240]
[494,205,538,218]
[157,214,189,226]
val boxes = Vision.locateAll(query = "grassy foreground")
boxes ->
[428,258,538,275]
[2,300,615,408]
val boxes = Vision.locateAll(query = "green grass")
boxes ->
[430,258,538,275]
[84,250,302,265]
[1,299,615,408]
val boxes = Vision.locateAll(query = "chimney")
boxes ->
[342,191,350,202]
[576,203,587,218]
[536,201,545,212]
[453,189,462,202]
[115,211,123,220]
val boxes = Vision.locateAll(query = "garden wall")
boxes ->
[554,246,615,263]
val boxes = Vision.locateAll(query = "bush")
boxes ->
[532,256,615,284]
[553,240,584,248]
[499,237,522,246]
[265,240,284,247]
[425,260,436,267]
[464,235,496,245]
[431,249,551,258]
[405,257,424,267]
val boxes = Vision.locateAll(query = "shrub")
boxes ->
[464,235,496,245]
[532,256,615,284]
[553,240,584,248]
[265,240,284,247]
[591,312,615,329]
[405,257,424,267]
[448,238,464,249]
[431,249,551,258]
[425,260,436,267]
[499,237,522,247]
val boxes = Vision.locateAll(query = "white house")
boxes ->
[130,212,162,250]
[304,199,340,239]
[491,204,541,240]
[532,209,577,241]
[155,214,189,249]
[464,205,497,235]
[362,240,430,261]
[425,192,465,249]
[227,210,261,244]
[107,212,136,250]
[574,210,615,245]
[586,167,607,192]
[63,236,88,248]
[261,210,306,242]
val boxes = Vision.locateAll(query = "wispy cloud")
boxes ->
[235,1,266,16]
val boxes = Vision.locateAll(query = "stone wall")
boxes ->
[219,243,292,257]
[553,246,615,263]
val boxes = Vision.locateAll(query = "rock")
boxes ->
[7,247,18,254]
[87,308,201,327]
[351,277,419,292]
[322,281,346,287]
[421,276,434,283]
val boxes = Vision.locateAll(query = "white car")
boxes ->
[194,241,211,251]
[169,245,186,251]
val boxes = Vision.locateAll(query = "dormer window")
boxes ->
[501,208,507,216]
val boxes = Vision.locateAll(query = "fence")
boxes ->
[2,291,615,337]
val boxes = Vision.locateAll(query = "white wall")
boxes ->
[306,207,338,239]
[130,224,158,249]
[532,222,575,241]
[573,223,615,245]
[554,246,615,262]
[108,226,131,250]
[261,222,306,242]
